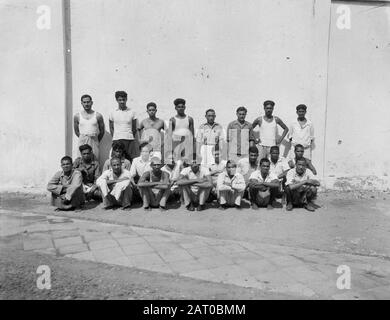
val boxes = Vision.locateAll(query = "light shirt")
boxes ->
[196,122,224,145]
[288,119,314,148]
[208,160,227,185]
[102,157,131,172]
[97,168,131,183]
[237,158,259,183]
[129,156,151,178]
[226,120,255,155]
[249,170,278,183]
[109,107,137,140]
[286,168,315,186]
[216,171,246,192]
[258,116,277,147]
[47,169,83,198]
[180,166,210,193]
[269,156,290,178]
[78,111,99,136]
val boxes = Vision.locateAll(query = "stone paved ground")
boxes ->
[1,207,390,299]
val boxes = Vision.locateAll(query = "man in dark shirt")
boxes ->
[73,144,101,201]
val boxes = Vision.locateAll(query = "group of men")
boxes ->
[47,91,320,212]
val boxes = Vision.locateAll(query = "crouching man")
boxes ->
[73,144,102,201]
[96,157,132,210]
[47,156,85,210]
[217,160,246,210]
[248,158,281,209]
[285,158,320,212]
[176,161,213,211]
[138,157,171,211]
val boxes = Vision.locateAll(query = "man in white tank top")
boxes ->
[109,91,140,162]
[252,100,289,159]
[73,94,105,161]
[167,98,195,163]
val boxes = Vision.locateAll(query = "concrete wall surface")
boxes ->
[70,0,330,179]
[0,0,65,190]
[1,0,389,191]
[325,1,390,190]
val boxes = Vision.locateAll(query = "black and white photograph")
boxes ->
[1,0,389,303]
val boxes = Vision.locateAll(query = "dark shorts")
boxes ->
[113,139,140,162]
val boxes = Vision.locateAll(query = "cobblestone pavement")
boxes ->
[1,208,389,299]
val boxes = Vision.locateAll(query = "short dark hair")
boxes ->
[294,144,304,151]
[249,146,259,154]
[226,160,237,168]
[79,144,92,153]
[146,102,157,109]
[81,94,92,101]
[112,141,125,151]
[110,156,122,164]
[296,104,307,111]
[61,156,72,163]
[296,158,307,165]
[270,146,279,153]
[174,98,186,106]
[236,106,247,113]
[263,100,275,107]
[115,91,127,100]
[260,158,270,166]
[139,142,151,151]
[205,108,215,115]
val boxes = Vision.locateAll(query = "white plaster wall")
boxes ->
[325,1,390,190]
[0,0,65,190]
[70,0,330,180]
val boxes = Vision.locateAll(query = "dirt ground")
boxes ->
[0,246,293,300]
[1,190,389,300]
[1,190,389,258]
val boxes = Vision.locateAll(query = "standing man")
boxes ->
[96,157,133,210]
[285,158,320,212]
[138,102,165,160]
[168,98,195,163]
[252,100,289,159]
[176,161,213,211]
[138,157,171,211]
[109,91,139,162]
[248,158,281,209]
[73,144,101,201]
[196,109,224,167]
[217,160,246,209]
[73,94,105,160]
[227,106,255,161]
[288,104,315,160]
[47,156,85,210]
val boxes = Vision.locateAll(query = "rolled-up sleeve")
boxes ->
[47,171,63,195]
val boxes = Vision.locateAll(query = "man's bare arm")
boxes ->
[275,117,289,145]
[73,114,80,137]
[306,160,317,175]
[109,120,114,137]
[97,113,105,141]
